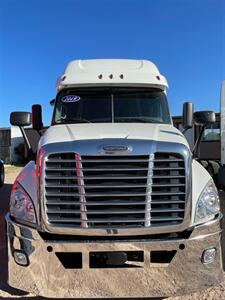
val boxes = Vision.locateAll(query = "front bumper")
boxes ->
[6,214,223,298]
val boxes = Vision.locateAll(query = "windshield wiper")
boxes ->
[56,117,92,124]
[114,117,161,123]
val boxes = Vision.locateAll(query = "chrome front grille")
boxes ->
[151,153,185,225]
[44,152,186,228]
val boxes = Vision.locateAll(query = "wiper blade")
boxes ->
[115,117,160,123]
[56,118,92,124]
[69,118,92,123]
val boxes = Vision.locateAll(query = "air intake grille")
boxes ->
[151,153,185,226]
[44,152,185,228]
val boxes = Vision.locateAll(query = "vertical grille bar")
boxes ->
[75,153,88,228]
[145,154,154,227]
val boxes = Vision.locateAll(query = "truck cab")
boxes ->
[7,59,223,298]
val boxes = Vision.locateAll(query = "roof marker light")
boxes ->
[156,75,160,80]
[61,75,66,81]
[120,74,124,79]
[109,74,113,79]
[98,74,103,79]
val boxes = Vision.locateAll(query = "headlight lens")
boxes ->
[195,179,220,224]
[10,182,36,224]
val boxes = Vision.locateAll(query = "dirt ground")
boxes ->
[1,166,225,300]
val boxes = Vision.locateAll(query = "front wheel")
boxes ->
[0,163,5,187]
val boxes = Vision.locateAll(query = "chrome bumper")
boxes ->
[6,214,223,298]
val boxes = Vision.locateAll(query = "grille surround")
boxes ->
[41,139,191,236]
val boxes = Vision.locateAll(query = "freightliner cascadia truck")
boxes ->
[7,59,223,298]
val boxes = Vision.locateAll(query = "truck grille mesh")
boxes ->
[44,153,186,228]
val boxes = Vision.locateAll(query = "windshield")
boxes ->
[53,88,171,124]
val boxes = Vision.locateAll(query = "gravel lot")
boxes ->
[0,166,225,300]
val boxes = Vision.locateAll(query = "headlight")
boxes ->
[195,179,220,224]
[10,182,36,224]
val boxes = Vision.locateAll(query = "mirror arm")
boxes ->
[19,126,33,154]
[182,127,190,134]
[36,130,42,138]
[192,125,206,158]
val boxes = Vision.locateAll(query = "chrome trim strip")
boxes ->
[145,154,154,227]
[75,153,88,228]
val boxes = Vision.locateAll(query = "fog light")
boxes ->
[202,248,216,264]
[13,250,29,266]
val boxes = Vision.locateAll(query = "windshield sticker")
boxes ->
[61,95,81,103]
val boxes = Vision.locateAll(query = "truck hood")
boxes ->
[40,123,189,148]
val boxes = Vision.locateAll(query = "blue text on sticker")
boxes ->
[62,95,81,103]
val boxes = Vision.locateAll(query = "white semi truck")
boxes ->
[7,59,223,298]
[218,80,225,188]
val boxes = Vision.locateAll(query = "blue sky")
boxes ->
[0,0,224,127]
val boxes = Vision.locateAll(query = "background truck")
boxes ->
[217,80,225,189]
[0,125,6,186]
[0,160,4,186]
[172,81,225,190]
[6,59,223,298]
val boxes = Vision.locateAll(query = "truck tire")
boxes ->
[205,161,214,178]
[199,160,220,186]
[199,160,214,178]
[208,160,220,186]
[217,165,225,190]
[199,160,208,169]
[0,163,4,187]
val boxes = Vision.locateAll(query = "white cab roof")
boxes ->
[56,59,168,91]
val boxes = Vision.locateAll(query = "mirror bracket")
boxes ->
[192,124,206,158]
[19,126,32,153]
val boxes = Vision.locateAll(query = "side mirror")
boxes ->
[182,102,194,131]
[194,111,216,126]
[10,112,31,127]
[10,111,32,156]
[192,111,216,158]
[32,104,43,131]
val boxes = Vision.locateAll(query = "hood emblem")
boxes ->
[100,145,133,154]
